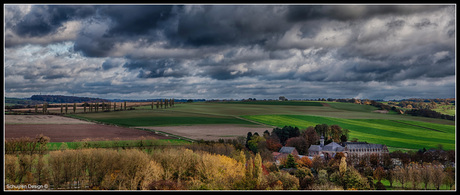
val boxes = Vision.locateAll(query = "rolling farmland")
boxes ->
[68,101,455,151]
[242,115,455,151]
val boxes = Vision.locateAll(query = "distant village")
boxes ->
[273,136,391,166]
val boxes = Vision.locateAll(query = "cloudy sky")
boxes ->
[4,4,456,100]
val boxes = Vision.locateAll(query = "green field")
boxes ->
[242,115,455,151]
[218,101,324,106]
[70,109,255,127]
[71,101,456,151]
[433,104,456,116]
[47,139,189,150]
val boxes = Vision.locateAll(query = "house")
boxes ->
[308,136,388,160]
[279,146,299,156]
[279,96,287,101]
[273,146,299,165]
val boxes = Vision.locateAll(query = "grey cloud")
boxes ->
[168,5,289,47]
[101,58,123,70]
[73,27,115,57]
[286,5,446,22]
[42,71,69,80]
[123,59,189,78]
[100,5,175,37]
[12,5,95,37]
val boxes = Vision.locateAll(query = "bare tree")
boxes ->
[408,163,421,190]
[394,166,408,189]
[431,164,445,190]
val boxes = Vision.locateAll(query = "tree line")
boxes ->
[20,99,175,114]
[4,132,455,190]
[5,138,299,190]
[31,95,108,104]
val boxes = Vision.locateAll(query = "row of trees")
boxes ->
[390,162,455,190]
[30,95,108,103]
[34,102,128,114]
[405,109,455,121]
[29,98,176,114]
[5,147,300,190]
[154,99,175,109]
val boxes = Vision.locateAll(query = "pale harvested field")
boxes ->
[140,124,272,141]
[5,115,95,124]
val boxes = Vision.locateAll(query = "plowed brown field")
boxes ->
[4,115,169,142]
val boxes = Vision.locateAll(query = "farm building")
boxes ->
[273,146,300,165]
[308,136,389,159]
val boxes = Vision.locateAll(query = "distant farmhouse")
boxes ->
[308,135,389,160]
[273,146,301,165]
[278,96,287,101]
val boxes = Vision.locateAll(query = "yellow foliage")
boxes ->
[195,152,245,189]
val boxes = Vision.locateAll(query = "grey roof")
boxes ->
[323,142,345,152]
[308,145,322,152]
[345,143,385,149]
[309,141,387,154]
[279,146,296,154]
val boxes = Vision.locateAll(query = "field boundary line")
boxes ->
[233,116,277,128]
[133,127,196,142]
[389,120,443,133]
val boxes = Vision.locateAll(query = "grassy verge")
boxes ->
[217,100,324,106]
[47,139,190,150]
[378,179,453,190]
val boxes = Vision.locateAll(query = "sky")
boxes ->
[4,4,456,100]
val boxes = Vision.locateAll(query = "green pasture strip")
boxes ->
[325,102,379,112]
[242,115,455,150]
[346,129,453,151]
[241,115,318,129]
[47,139,189,150]
[168,102,332,117]
[389,120,456,134]
[378,179,453,190]
[329,118,455,143]
[69,109,189,120]
[70,109,257,127]
[90,116,255,127]
[432,104,456,116]
[217,101,323,106]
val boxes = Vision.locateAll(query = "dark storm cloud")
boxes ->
[163,5,290,47]
[71,5,179,57]
[12,5,95,37]
[99,5,175,37]
[101,58,122,70]
[123,58,189,78]
[74,35,115,58]
[285,5,445,22]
